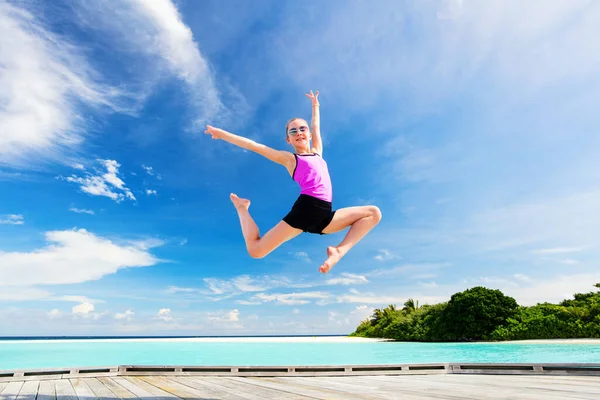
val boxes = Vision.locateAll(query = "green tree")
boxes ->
[440,286,518,341]
[402,299,420,315]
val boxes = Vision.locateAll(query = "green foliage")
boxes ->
[350,283,600,342]
[440,286,519,341]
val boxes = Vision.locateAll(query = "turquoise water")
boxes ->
[1,339,600,371]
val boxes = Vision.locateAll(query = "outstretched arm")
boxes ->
[306,90,322,155]
[205,125,294,168]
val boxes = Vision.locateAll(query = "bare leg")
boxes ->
[319,205,382,273]
[230,193,302,258]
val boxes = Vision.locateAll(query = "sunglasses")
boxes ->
[287,126,309,136]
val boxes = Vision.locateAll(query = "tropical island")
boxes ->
[350,283,600,341]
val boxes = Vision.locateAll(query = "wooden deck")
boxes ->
[1,374,600,399]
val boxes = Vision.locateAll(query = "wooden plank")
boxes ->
[70,378,97,400]
[1,382,24,400]
[354,375,598,400]
[227,376,377,400]
[141,376,243,400]
[85,378,121,400]
[440,374,600,398]
[191,377,309,400]
[109,377,163,400]
[117,376,179,400]
[95,378,136,399]
[404,374,600,396]
[347,375,501,400]
[194,377,309,400]
[37,380,56,400]
[15,380,39,400]
[54,380,77,400]
[278,376,431,400]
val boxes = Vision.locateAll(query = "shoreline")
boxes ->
[0,336,599,344]
[0,335,389,344]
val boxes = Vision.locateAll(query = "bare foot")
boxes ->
[230,193,250,210]
[319,246,342,273]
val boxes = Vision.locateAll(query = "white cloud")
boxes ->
[244,291,331,306]
[156,308,172,322]
[207,309,240,323]
[142,165,162,180]
[291,251,311,263]
[325,273,368,286]
[0,228,162,286]
[336,288,445,306]
[166,286,200,294]
[146,189,157,196]
[202,275,294,297]
[532,246,586,255]
[69,208,94,215]
[72,302,94,315]
[47,309,62,319]
[56,295,102,304]
[0,287,52,301]
[63,159,136,202]
[0,214,23,225]
[374,249,396,262]
[461,273,600,306]
[115,310,134,321]
[367,263,448,278]
[76,0,226,128]
[0,1,131,168]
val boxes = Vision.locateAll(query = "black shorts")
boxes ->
[283,194,336,235]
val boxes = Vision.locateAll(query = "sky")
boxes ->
[1,0,599,336]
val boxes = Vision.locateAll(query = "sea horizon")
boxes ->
[0,334,351,341]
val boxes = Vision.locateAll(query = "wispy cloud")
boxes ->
[114,310,135,321]
[142,165,161,180]
[207,309,240,323]
[241,291,331,306]
[76,0,229,128]
[0,214,24,225]
[290,251,311,263]
[373,249,397,262]
[0,228,163,286]
[0,1,132,168]
[532,246,586,255]
[61,159,136,202]
[69,208,94,215]
[325,273,368,286]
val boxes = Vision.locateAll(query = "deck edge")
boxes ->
[1,363,600,381]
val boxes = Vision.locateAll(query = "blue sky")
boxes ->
[1,0,599,336]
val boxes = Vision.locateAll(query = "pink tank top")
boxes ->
[292,153,333,202]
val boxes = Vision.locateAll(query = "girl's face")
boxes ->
[286,119,311,150]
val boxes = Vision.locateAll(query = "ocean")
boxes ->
[1,336,600,371]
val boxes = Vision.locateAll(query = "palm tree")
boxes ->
[371,308,385,324]
[402,299,420,315]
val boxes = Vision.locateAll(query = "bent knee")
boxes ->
[248,246,266,259]
[368,205,382,223]
[248,243,270,259]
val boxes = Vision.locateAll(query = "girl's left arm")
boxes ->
[306,90,322,155]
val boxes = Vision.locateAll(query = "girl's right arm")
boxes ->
[205,125,294,168]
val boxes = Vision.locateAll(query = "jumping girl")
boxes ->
[204,90,381,273]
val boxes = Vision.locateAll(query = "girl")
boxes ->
[204,90,381,273]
